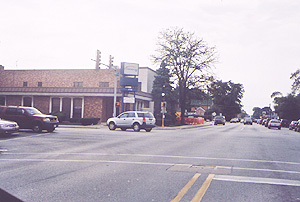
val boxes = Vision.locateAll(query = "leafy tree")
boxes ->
[252,107,263,119]
[290,69,300,93]
[273,94,300,121]
[271,91,283,98]
[209,80,244,120]
[151,61,177,124]
[185,88,211,111]
[153,27,216,124]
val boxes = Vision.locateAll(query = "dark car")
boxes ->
[214,116,226,125]
[280,119,290,128]
[0,106,59,133]
[289,121,298,130]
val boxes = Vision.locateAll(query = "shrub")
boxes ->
[80,118,100,125]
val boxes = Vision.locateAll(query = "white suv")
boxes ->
[107,111,156,132]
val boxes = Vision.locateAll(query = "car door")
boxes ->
[2,108,29,129]
[125,112,137,126]
[116,112,129,127]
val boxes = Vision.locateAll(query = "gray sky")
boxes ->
[1,0,300,114]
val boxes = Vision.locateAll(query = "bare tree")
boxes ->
[153,27,217,124]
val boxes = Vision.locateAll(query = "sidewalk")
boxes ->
[58,122,213,130]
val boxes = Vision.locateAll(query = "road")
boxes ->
[0,123,300,202]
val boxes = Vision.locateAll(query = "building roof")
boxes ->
[0,87,152,98]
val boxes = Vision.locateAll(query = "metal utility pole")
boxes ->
[92,50,118,117]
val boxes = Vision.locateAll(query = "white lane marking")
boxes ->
[233,166,300,174]
[2,152,300,166]
[0,158,184,167]
[214,175,300,187]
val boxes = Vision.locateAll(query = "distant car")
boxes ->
[244,117,253,125]
[230,118,239,123]
[107,111,156,132]
[214,116,225,125]
[268,119,281,130]
[264,118,272,127]
[289,121,298,130]
[280,119,290,128]
[0,118,19,135]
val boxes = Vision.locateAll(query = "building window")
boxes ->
[23,97,33,107]
[51,98,60,113]
[138,82,142,91]
[38,82,42,87]
[144,101,150,108]
[73,98,82,118]
[74,82,83,87]
[0,96,5,105]
[99,82,109,87]
[23,82,28,87]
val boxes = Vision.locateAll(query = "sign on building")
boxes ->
[121,62,139,76]
[123,97,135,104]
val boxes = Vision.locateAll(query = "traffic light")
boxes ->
[95,50,101,69]
[162,85,166,101]
[109,55,114,68]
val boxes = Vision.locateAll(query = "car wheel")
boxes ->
[108,122,116,130]
[268,126,271,129]
[145,128,152,132]
[133,123,140,132]
[32,123,42,133]
[278,127,281,130]
[121,128,126,131]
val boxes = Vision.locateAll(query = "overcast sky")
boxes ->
[1,0,300,114]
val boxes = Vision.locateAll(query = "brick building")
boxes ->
[0,65,155,122]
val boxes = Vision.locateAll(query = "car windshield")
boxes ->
[25,108,42,115]
[215,116,224,120]
[272,120,280,123]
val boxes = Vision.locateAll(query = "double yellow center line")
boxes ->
[171,173,215,202]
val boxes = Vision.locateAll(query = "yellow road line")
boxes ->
[170,173,201,202]
[191,174,215,202]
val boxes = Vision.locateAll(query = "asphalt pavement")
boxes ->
[58,122,213,130]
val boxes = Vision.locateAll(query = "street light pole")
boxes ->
[113,70,118,117]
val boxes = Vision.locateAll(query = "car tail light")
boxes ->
[143,117,146,122]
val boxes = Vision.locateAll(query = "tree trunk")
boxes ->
[179,82,186,125]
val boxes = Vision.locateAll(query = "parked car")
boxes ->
[230,118,239,123]
[268,119,281,129]
[0,118,19,135]
[214,116,226,125]
[244,117,253,125]
[294,120,300,132]
[289,121,298,130]
[280,119,290,128]
[107,111,156,132]
[0,106,59,133]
